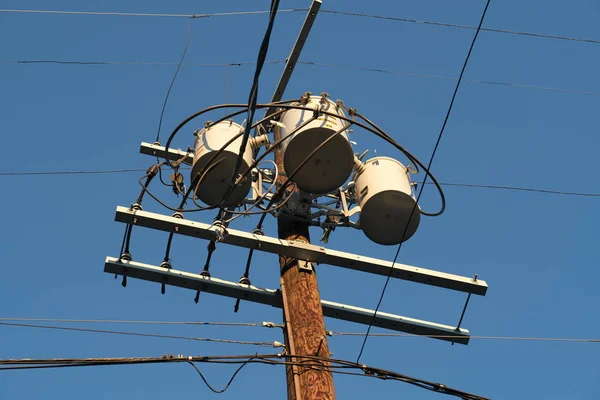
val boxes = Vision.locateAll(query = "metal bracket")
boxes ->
[298,260,314,273]
[104,257,471,344]
[114,206,488,295]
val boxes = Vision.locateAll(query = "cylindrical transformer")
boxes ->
[276,96,354,194]
[353,157,420,245]
[191,121,254,207]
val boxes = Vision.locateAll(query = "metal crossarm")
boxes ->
[114,206,488,295]
[104,257,470,344]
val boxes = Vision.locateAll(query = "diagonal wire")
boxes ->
[1,169,599,197]
[355,0,492,363]
[155,17,192,143]
[320,9,600,45]
[0,318,279,327]
[0,322,278,347]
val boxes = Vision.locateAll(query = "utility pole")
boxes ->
[274,129,336,400]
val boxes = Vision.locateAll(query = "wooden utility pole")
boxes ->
[274,130,336,400]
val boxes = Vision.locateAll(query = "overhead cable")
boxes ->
[0,322,278,348]
[0,353,489,399]
[2,7,598,45]
[0,8,305,18]
[4,58,598,97]
[320,9,600,45]
[356,0,492,363]
[0,317,281,327]
[1,169,598,197]
[155,18,192,143]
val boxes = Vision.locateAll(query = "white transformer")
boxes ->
[276,96,354,194]
[191,121,254,207]
[354,157,420,245]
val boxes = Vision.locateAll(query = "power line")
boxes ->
[4,58,599,97]
[3,7,598,46]
[0,168,147,176]
[155,18,191,143]
[356,0,492,363]
[320,9,600,45]
[0,317,280,327]
[0,60,285,66]
[298,61,600,96]
[0,353,489,399]
[430,182,600,197]
[0,8,305,19]
[1,169,598,197]
[0,322,279,348]
[332,332,600,343]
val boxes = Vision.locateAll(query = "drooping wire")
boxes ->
[355,0,492,363]
[0,353,490,399]
[187,359,254,394]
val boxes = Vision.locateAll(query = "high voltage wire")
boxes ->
[3,318,597,343]
[356,0,492,363]
[3,58,599,97]
[1,7,599,45]
[0,354,489,399]
[1,169,598,197]
[320,9,600,45]
[0,317,279,327]
[0,322,280,348]
[0,8,306,18]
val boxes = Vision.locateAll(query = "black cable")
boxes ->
[355,0,492,363]
[0,322,275,347]
[155,18,192,143]
[0,353,489,399]
[121,163,163,260]
[224,0,280,205]
[187,359,253,394]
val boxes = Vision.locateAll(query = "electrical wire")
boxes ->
[6,57,600,96]
[0,168,147,176]
[187,359,253,394]
[355,0,492,363]
[0,8,305,18]
[0,353,489,399]
[3,7,598,46]
[155,17,192,144]
[224,0,280,206]
[2,168,598,197]
[0,322,277,347]
[0,317,277,326]
[320,9,600,45]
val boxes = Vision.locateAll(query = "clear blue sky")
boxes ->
[1,1,599,399]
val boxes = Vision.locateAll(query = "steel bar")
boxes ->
[104,257,470,344]
[114,206,488,295]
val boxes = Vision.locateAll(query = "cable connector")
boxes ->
[273,341,285,348]
[212,221,227,242]
[262,321,283,329]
